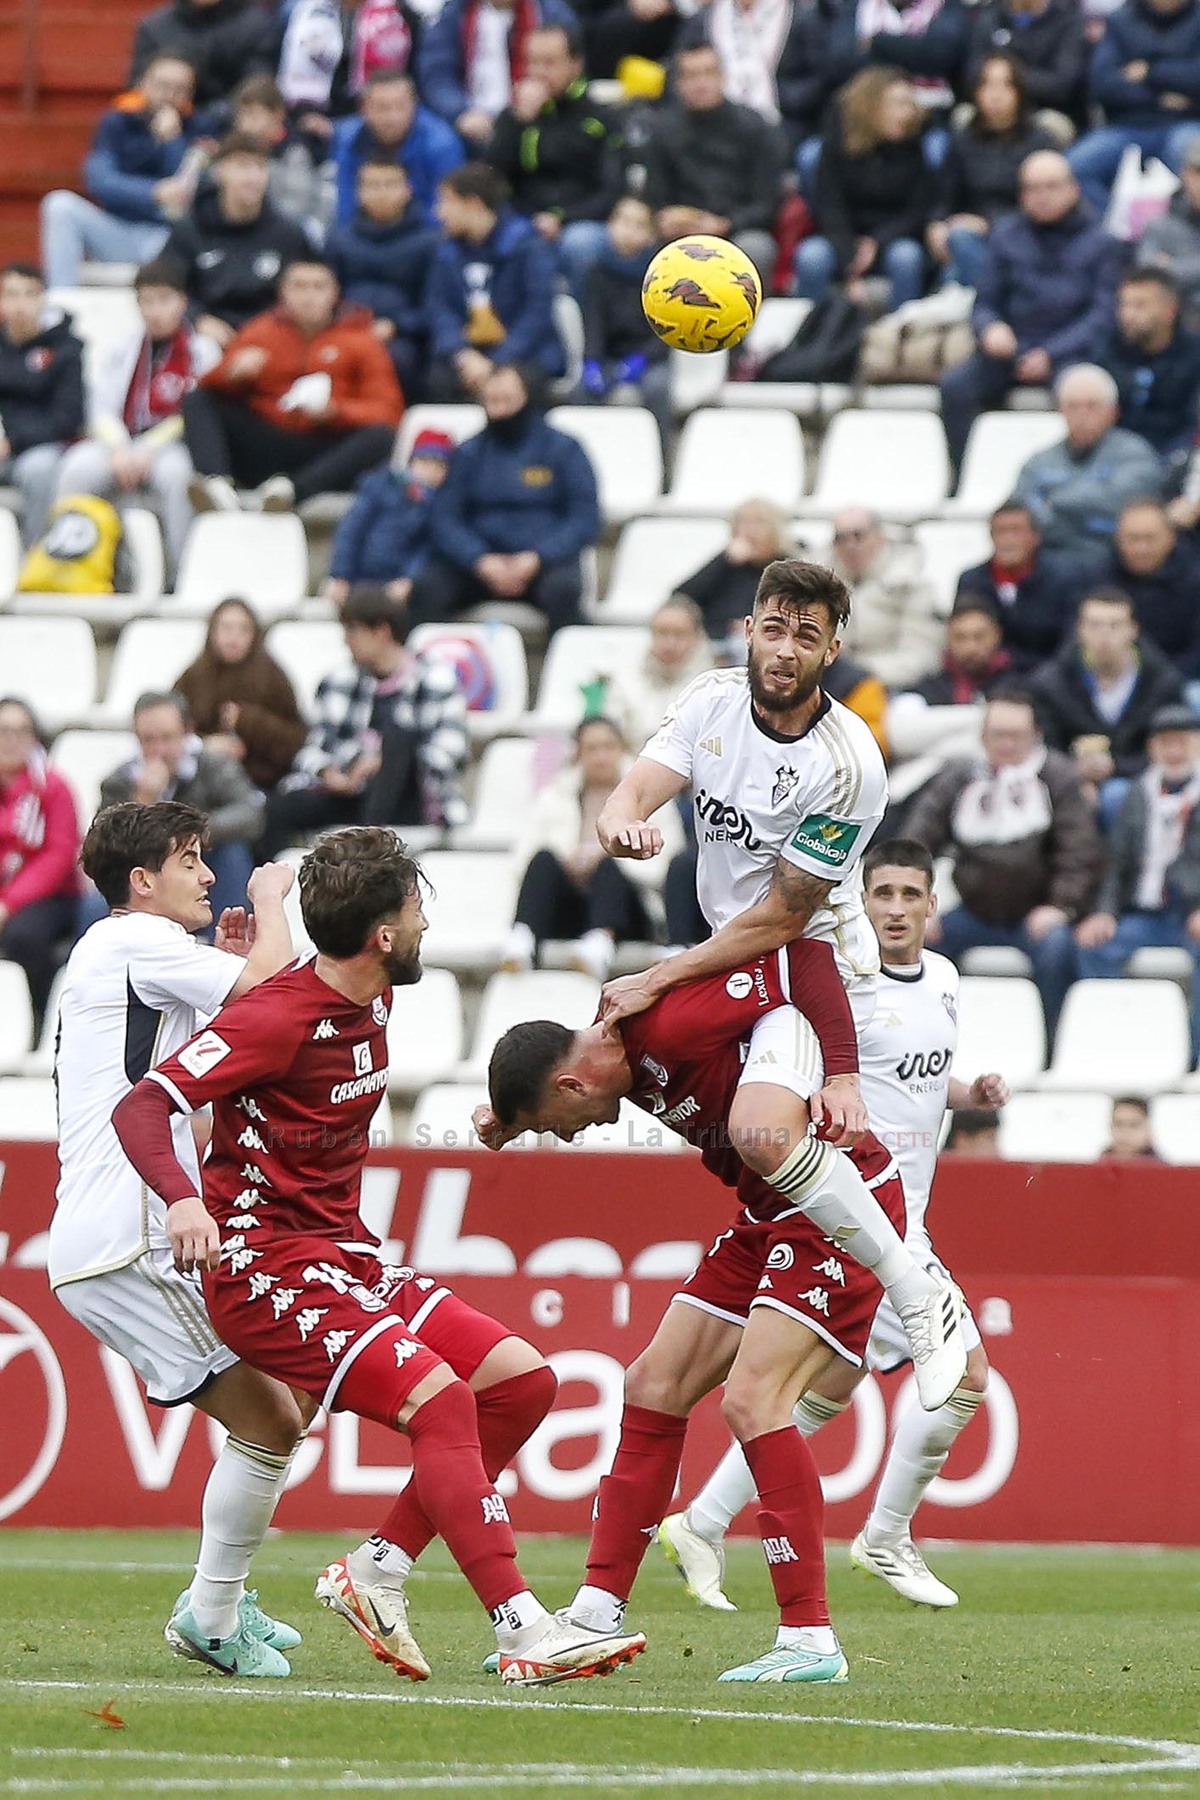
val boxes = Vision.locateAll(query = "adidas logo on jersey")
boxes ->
[313,1019,338,1041]
[700,736,722,756]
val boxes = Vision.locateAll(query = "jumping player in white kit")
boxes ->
[659,837,1008,1611]
[597,559,967,1406]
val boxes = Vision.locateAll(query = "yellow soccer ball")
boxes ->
[641,234,763,354]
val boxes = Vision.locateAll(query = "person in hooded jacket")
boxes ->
[174,597,308,792]
[130,0,276,109]
[160,133,311,347]
[325,428,454,605]
[326,157,437,395]
[0,263,84,543]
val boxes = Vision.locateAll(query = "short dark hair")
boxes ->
[134,255,188,294]
[281,255,338,285]
[1112,1094,1149,1117]
[862,837,934,889]
[441,161,510,210]
[0,695,40,737]
[986,686,1038,717]
[489,1020,576,1127]
[341,586,408,643]
[299,827,425,958]
[233,73,285,111]
[575,713,625,749]
[1119,266,1180,304]
[134,690,189,724]
[1,261,43,287]
[1078,585,1134,618]
[363,68,414,92]
[528,21,585,57]
[211,130,270,164]
[990,499,1035,527]
[949,594,1001,624]
[359,154,410,177]
[754,559,851,633]
[82,801,209,908]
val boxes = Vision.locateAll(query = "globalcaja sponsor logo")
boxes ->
[788,813,861,868]
[694,789,763,849]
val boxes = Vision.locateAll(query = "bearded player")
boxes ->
[660,839,1008,1613]
[113,827,645,1688]
[475,934,909,1685]
[596,558,965,1398]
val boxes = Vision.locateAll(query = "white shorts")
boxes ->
[867,1251,982,1375]
[737,974,877,1104]
[55,1244,238,1406]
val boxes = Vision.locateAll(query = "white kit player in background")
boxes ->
[659,837,1008,1611]
[597,559,967,1410]
[47,800,302,1677]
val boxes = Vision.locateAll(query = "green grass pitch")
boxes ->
[1,1531,1198,1798]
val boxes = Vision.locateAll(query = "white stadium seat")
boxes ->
[597,516,730,624]
[50,728,137,826]
[0,616,97,729]
[457,737,538,850]
[0,1076,58,1139]
[395,404,485,463]
[48,286,140,389]
[459,969,600,1082]
[124,507,166,599]
[386,968,464,1093]
[0,962,35,1074]
[912,519,993,614]
[263,620,346,716]
[548,405,664,523]
[944,411,1066,518]
[531,624,649,729]
[670,344,727,416]
[0,506,21,600]
[1039,979,1191,1095]
[170,514,308,618]
[1149,1094,1200,1164]
[24,967,68,1076]
[998,1091,1112,1162]
[658,408,805,515]
[409,620,529,738]
[92,618,205,725]
[418,851,519,973]
[952,976,1046,1091]
[800,409,950,521]
[407,1082,490,1152]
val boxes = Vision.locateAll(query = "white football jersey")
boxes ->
[642,669,888,980]
[48,913,244,1289]
[858,951,959,1252]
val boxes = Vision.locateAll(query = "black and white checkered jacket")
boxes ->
[288,653,469,828]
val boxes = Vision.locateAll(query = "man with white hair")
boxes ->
[1011,363,1163,558]
[940,150,1123,474]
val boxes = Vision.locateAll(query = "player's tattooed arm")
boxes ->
[770,860,836,920]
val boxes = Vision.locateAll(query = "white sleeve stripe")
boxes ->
[776,945,791,1002]
[146,1069,191,1113]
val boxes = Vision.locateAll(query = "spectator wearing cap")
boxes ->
[1137,134,1200,319]
[1095,498,1200,675]
[183,255,402,514]
[956,501,1088,670]
[1075,702,1200,1055]
[130,0,276,109]
[1011,364,1163,559]
[0,697,80,1026]
[331,72,464,225]
[417,0,578,148]
[326,157,439,396]
[1068,0,1200,216]
[1031,586,1184,824]
[326,428,454,609]
[410,362,600,636]
[1099,267,1200,463]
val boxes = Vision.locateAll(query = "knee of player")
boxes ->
[727,1093,797,1180]
[719,1380,771,1445]
[256,1388,307,1456]
[624,1353,686,1415]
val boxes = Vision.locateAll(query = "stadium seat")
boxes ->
[716,299,851,417]
[459,969,600,1081]
[0,1076,58,1139]
[1039,979,1191,1094]
[47,286,140,388]
[670,344,727,416]
[263,619,346,716]
[952,976,1046,1090]
[0,507,21,600]
[417,851,519,973]
[960,946,1033,978]
[912,519,993,614]
[23,967,68,1076]
[597,516,729,624]
[530,624,649,729]
[407,1081,490,1151]
[799,410,950,521]
[1149,1094,1200,1164]
[944,411,1066,519]
[551,292,585,395]
[385,968,464,1093]
[8,508,165,629]
[170,514,308,619]
[457,737,538,850]
[657,409,805,515]
[0,962,34,1074]
[124,508,166,599]
[92,618,205,726]
[409,620,529,739]
[998,1091,1112,1161]
[50,727,137,825]
[548,405,663,523]
[0,616,97,730]
[395,404,485,464]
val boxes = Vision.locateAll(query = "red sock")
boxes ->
[376,1366,557,1560]
[585,1404,688,1602]
[406,1381,525,1614]
[742,1425,830,1629]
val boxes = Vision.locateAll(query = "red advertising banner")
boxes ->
[2,1141,1198,1543]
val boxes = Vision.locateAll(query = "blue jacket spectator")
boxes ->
[1069,0,1200,211]
[1099,266,1200,459]
[326,158,438,395]
[428,163,564,396]
[327,428,455,603]
[1011,364,1164,558]
[331,73,464,223]
[40,55,199,289]
[409,363,598,635]
[417,0,577,144]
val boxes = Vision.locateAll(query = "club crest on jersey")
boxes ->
[942,991,958,1025]
[372,996,389,1025]
[639,1054,668,1087]
[771,765,800,808]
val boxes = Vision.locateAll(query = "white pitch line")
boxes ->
[0,1558,459,1578]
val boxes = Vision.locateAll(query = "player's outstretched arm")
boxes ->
[228,861,296,998]
[598,758,687,861]
[600,858,834,1022]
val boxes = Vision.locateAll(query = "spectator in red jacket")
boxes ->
[0,698,81,1023]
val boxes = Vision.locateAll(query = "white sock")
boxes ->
[569,1583,626,1634]
[687,1394,848,1543]
[866,1386,984,1544]
[776,1624,839,1656]
[767,1138,934,1303]
[349,1536,413,1584]
[190,1436,291,1642]
[491,1589,550,1649]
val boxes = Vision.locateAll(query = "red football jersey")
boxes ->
[619,940,890,1220]
[148,959,391,1245]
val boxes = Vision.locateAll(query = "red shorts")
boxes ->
[204,1238,513,1426]
[675,1167,906,1366]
